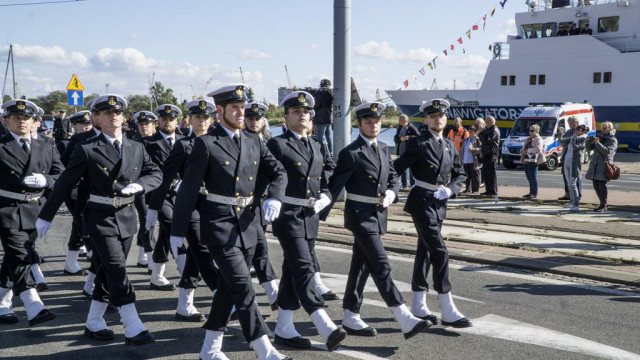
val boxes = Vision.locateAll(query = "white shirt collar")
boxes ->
[10,131,30,145]
[94,128,101,136]
[159,130,175,142]
[102,132,123,145]
[359,134,377,147]
[289,130,306,140]
[220,124,240,138]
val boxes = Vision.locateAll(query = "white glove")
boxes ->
[262,198,282,223]
[170,236,184,258]
[382,190,396,208]
[35,218,51,240]
[121,183,143,195]
[174,180,182,193]
[145,209,158,231]
[433,187,453,200]
[23,173,47,188]
[312,193,331,214]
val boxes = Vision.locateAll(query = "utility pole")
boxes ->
[333,0,351,158]
[11,44,16,98]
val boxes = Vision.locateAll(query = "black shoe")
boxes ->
[557,195,570,201]
[175,312,205,322]
[414,314,440,326]
[84,327,115,341]
[403,320,429,339]
[28,309,56,326]
[522,194,532,199]
[343,325,377,337]
[274,334,311,349]
[326,327,347,351]
[149,282,176,291]
[270,302,278,311]
[136,262,148,268]
[124,330,155,346]
[64,268,87,276]
[36,283,49,292]
[82,290,92,299]
[594,205,608,213]
[249,267,257,278]
[321,291,340,301]
[0,313,18,324]
[441,317,472,328]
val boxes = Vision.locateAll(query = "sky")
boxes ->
[0,0,519,106]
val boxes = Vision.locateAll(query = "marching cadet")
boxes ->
[0,99,63,326]
[144,104,185,291]
[267,91,347,350]
[131,111,158,268]
[170,84,291,360]
[37,94,162,345]
[393,99,471,328]
[148,100,220,322]
[32,107,54,147]
[321,102,429,339]
[0,110,8,136]
[243,102,279,311]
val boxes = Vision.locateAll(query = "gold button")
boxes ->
[235,192,240,196]
[236,177,239,182]
[224,161,230,166]
[317,190,321,194]
[249,192,253,196]
[296,162,301,167]
[430,165,434,168]
[378,184,381,187]
[21,190,25,193]
[253,161,257,165]
[322,163,325,166]
[10,171,14,174]
[134,167,137,170]
[103,167,107,171]
[113,180,117,184]
[368,175,373,179]
[42,171,46,174]
[127,204,131,207]
[307,190,311,194]
[113,192,117,195]
[307,176,310,181]
[159,162,164,166]
[318,177,321,180]
[377,193,381,196]
[248,176,253,181]
[129,180,133,183]
[236,207,241,212]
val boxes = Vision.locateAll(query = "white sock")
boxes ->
[19,288,46,320]
[391,304,421,334]
[0,287,13,316]
[64,250,83,272]
[274,309,301,339]
[261,280,279,306]
[83,271,96,295]
[313,272,331,295]
[150,261,171,286]
[438,292,465,323]
[411,291,432,317]
[310,309,338,343]
[118,303,146,338]
[85,300,108,332]
[176,253,186,275]
[199,330,229,360]
[137,247,148,265]
[342,309,368,330]
[176,287,200,316]
[30,264,46,284]
[78,245,87,255]
[251,334,287,360]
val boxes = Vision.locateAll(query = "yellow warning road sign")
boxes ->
[66,74,84,91]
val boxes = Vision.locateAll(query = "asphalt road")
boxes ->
[495,166,640,192]
[1,216,639,360]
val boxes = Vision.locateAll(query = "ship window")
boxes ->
[509,75,516,86]
[530,75,537,85]
[598,16,619,33]
[542,23,557,38]
[603,72,612,83]
[501,75,508,86]
[593,72,602,83]
[538,74,546,85]
[521,24,542,39]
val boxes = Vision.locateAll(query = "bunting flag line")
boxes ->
[473,24,479,31]
[413,75,418,80]
[463,48,466,54]
[483,14,487,30]
[443,49,448,56]
[500,0,508,9]
[432,56,438,69]
[427,62,433,70]
[451,44,455,50]
[457,37,464,44]
[403,79,409,88]
[466,30,472,39]
[491,6,496,16]
[419,67,426,75]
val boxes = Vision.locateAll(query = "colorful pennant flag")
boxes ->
[466,30,471,39]
[443,49,448,56]
[463,48,466,54]
[450,44,455,50]
[483,15,487,30]
[473,24,479,31]
[432,56,438,69]
[500,0,508,9]
[403,79,409,88]
[491,6,496,16]
[457,37,463,44]
[413,75,418,80]
[427,62,433,70]
[419,67,426,75]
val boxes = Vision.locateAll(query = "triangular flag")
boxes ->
[473,24,479,31]
[427,62,433,70]
[466,30,471,39]
[489,44,493,51]
[500,0,508,9]
[483,15,487,30]
[403,79,409,88]
[419,67,426,75]
[451,44,455,50]
[432,56,438,69]
[413,75,418,80]
[443,49,448,56]
[491,6,496,16]
[463,48,466,54]
[457,37,463,44]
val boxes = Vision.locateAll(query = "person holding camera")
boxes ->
[585,121,618,213]
[563,124,588,212]
[520,124,546,199]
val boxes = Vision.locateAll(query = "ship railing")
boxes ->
[491,42,510,60]
[526,0,619,12]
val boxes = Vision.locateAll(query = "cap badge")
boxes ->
[433,100,440,109]
[16,101,25,110]
[251,104,259,112]
[140,113,146,119]
[108,96,117,106]
[164,106,172,114]
[235,86,244,96]
[297,93,306,103]
[370,103,378,112]
[83,113,90,120]
[199,100,206,110]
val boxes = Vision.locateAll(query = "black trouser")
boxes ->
[592,179,608,206]
[134,195,155,253]
[277,237,325,314]
[153,201,175,263]
[411,215,451,294]
[90,235,135,306]
[203,243,269,343]
[481,156,498,195]
[463,163,480,192]
[343,232,404,313]
[0,228,38,295]
[178,219,219,291]
[252,233,277,284]
[309,237,321,273]
[64,197,85,251]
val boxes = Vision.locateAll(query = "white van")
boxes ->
[501,103,596,170]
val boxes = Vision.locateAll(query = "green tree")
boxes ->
[265,103,284,125]
[150,81,178,107]
[126,94,153,116]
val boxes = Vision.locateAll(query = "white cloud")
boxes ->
[310,43,320,49]
[353,65,378,74]
[8,44,88,67]
[354,41,396,60]
[495,18,517,42]
[90,47,157,72]
[231,48,273,59]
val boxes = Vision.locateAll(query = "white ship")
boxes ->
[386,0,640,151]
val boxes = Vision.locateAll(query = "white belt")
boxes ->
[283,196,316,207]
[346,193,384,205]
[206,193,253,208]
[414,180,446,191]
[199,187,208,195]
[89,194,135,207]
[0,189,43,202]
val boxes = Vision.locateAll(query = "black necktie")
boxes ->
[167,137,173,149]
[301,137,312,156]
[113,139,121,157]
[20,138,30,156]
[233,134,241,150]
[371,142,378,155]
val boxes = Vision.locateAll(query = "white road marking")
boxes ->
[455,314,640,360]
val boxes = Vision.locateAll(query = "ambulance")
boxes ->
[501,103,596,170]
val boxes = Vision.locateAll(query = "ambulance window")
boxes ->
[509,75,516,86]
[501,76,508,86]
[530,75,537,85]
[538,74,546,85]
[603,72,612,83]
[593,72,602,83]
[598,16,619,33]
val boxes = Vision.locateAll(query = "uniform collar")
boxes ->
[102,132,123,145]
[159,130,175,142]
[359,134,377,147]
[9,131,30,144]
[219,124,240,138]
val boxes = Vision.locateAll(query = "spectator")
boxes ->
[475,117,486,188]
[520,124,546,199]
[585,122,618,213]
[53,109,71,142]
[581,24,593,35]
[446,117,469,158]
[558,117,582,200]
[393,114,419,188]
[312,79,334,155]
[569,23,580,35]
[563,124,588,211]
[478,116,500,196]
[461,126,481,193]
[557,27,569,36]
